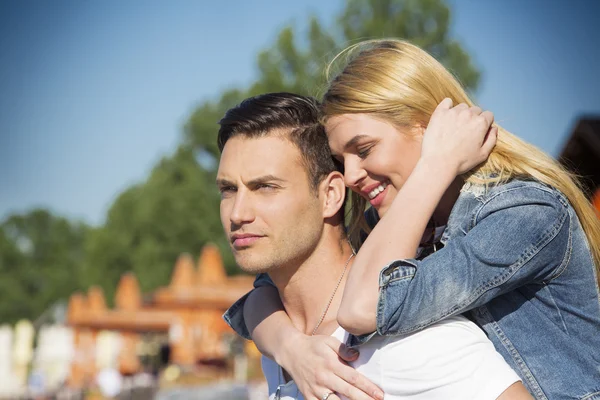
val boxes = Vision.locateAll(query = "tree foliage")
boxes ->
[82,146,235,302]
[0,210,89,324]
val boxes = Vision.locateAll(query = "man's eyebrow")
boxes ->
[216,178,235,187]
[216,175,286,187]
[247,175,286,186]
[343,134,369,151]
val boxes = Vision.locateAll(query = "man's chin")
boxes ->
[234,255,274,274]
[238,265,273,275]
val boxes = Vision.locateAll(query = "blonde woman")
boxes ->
[225,40,600,400]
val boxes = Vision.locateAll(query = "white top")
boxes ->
[262,315,520,400]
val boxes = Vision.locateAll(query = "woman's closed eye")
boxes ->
[357,144,374,159]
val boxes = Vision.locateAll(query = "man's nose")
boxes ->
[229,190,255,226]
[343,157,367,189]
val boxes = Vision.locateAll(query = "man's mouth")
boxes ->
[231,234,263,248]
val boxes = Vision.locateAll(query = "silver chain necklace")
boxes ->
[311,251,355,336]
[275,248,356,400]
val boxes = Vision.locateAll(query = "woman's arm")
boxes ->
[377,183,569,335]
[230,284,384,400]
[338,100,497,334]
[243,285,295,359]
[339,101,570,337]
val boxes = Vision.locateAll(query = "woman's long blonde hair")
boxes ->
[321,39,600,284]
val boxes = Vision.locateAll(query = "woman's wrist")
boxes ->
[273,328,304,369]
[413,156,459,187]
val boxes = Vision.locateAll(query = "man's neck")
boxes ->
[268,234,354,336]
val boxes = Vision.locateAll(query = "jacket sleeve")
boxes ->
[222,273,275,340]
[376,185,572,336]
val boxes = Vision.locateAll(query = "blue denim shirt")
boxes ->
[223,179,600,400]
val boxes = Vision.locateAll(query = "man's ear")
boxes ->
[320,171,346,219]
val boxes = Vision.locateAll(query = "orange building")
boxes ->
[67,244,254,387]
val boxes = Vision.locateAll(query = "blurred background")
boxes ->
[1,0,599,398]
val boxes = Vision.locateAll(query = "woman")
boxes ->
[226,39,600,399]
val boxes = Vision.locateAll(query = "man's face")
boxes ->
[217,135,325,274]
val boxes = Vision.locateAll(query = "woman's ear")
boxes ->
[320,171,346,219]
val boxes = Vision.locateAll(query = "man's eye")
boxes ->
[219,186,236,195]
[256,183,275,191]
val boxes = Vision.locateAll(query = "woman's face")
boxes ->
[326,113,423,217]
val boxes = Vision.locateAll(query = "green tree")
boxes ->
[0,210,89,324]
[83,146,235,301]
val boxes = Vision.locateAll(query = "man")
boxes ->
[217,93,528,400]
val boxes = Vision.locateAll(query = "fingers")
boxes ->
[324,336,346,352]
[421,97,496,176]
[337,343,359,362]
[338,345,359,362]
[326,373,382,400]
[481,126,498,157]
[333,364,384,400]
[316,394,341,400]
[437,100,487,118]
[452,102,469,113]
[430,98,454,124]
[480,110,494,127]
[437,97,453,110]
[297,336,382,400]
[469,106,482,115]
[314,339,383,400]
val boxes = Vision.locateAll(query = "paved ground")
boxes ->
[155,382,267,400]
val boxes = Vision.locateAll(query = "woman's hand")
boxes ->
[244,287,382,399]
[420,98,497,177]
[276,333,384,400]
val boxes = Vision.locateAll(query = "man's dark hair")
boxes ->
[217,92,342,192]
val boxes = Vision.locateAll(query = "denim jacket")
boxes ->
[223,179,600,400]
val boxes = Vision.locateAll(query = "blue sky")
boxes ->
[1,0,599,226]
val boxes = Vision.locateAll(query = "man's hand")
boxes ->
[420,98,497,178]
[277,334,384,400]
